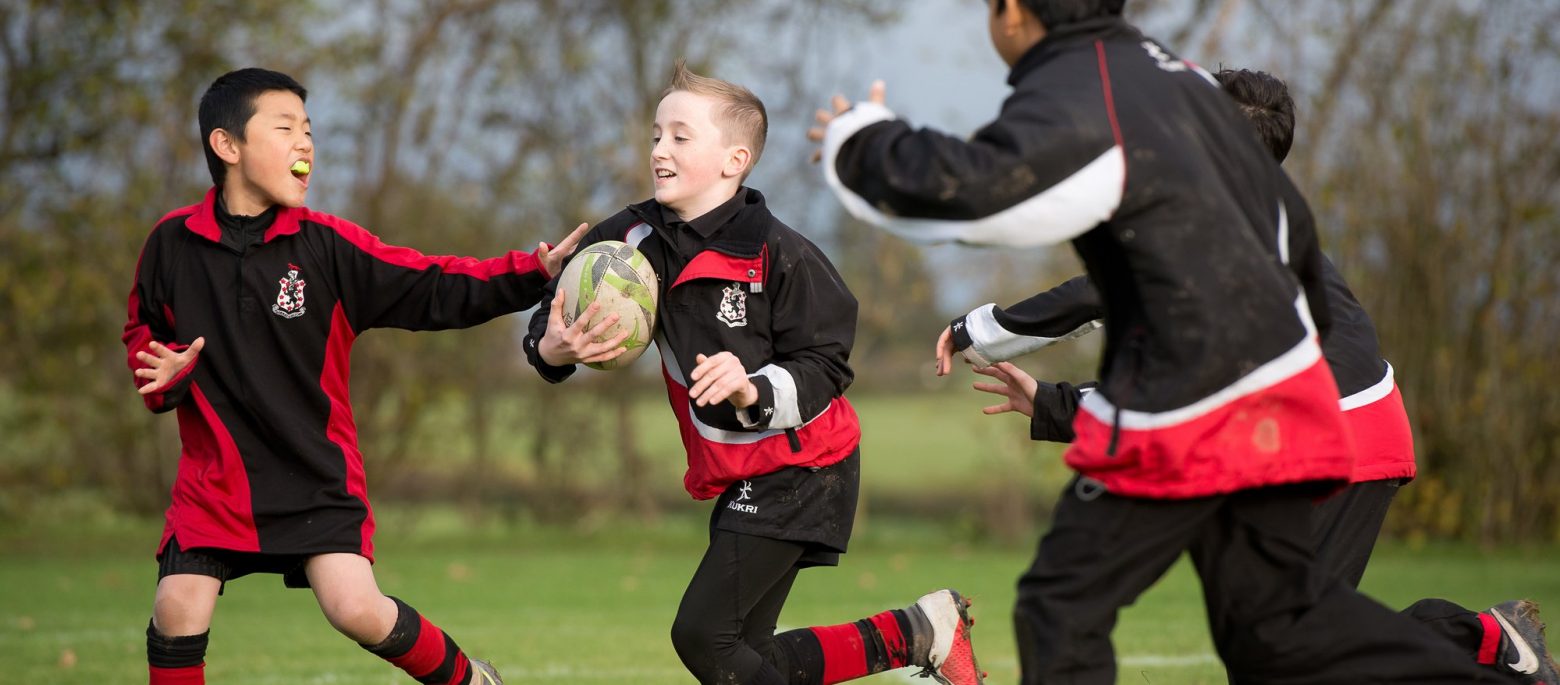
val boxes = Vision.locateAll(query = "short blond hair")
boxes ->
[664,59,768,176]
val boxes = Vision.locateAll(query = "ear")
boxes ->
[1000,0,1026,34]
[722,146,752,179]
[209,128,241,166]
[1008,0,1047,36]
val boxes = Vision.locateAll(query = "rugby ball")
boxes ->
[558,240,659,370]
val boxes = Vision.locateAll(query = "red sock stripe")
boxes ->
[149,664,205,685]
[1477,611,1501,665]
[438,653,470,685]
[811,622,868,684]
[868,611,911,669]
[387,615,448,678]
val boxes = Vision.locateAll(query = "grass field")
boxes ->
[4,507,1559,684]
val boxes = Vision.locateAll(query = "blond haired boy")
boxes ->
[525,61,985,685]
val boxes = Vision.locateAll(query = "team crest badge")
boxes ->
[272,264,307,319]
[717,283,747,328]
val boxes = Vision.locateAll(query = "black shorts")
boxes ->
[710,448,860,568]
[157,536,312,593]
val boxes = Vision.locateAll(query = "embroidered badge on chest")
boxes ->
[272,264,307,319]
[716,282,748,328]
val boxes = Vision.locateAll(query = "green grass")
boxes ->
[4,511,1559,684]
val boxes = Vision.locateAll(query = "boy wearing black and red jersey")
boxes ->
[811,0,1532,682]
[525,61,984,685]
[124,68,603,685]
[950,66,1559,685]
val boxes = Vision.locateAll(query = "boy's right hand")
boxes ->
[934,325,961,377]
[135,337,205,394]
[536,290,632,367]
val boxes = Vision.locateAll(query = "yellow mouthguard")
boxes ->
[290,160,311,175]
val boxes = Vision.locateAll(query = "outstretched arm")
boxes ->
[936,275,1104,374]
[810,81,1123,248]
[334,220,590,333]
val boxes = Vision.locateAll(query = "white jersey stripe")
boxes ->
[1339,363,1395,412]
[1079,295,1323,430]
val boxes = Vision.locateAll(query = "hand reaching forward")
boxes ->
[971,361,1037,418]
[536,290,631,367]
[135,338,205,395]
[689,352,758,408]
[934,325,962,377]
[806,80,887,164]
[536,222,591,278]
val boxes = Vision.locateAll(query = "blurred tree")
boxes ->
[0,2,320,513]
[1136,0,1560,541]
[0,0,900,523]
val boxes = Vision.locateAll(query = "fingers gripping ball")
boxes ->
[559,241,659,370]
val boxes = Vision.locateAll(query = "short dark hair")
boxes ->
[994,0,1126,29]
[1214,68,1294,163]
[198,68,307,186]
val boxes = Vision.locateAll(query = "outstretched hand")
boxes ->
[536,222,591,278]
[807,80,887,164]
[135,338,205,395]
[688,352,758,408]
[934,325,962,377]
[536,290,632,367]
[971,362,1037,418]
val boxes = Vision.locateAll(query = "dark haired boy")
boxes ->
[125,67,597,685]
[812,0,1531,682]
[949,66,1559,685]
[527,61,984,685]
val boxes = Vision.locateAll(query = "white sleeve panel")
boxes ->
[958,303,1103,368]
[824,110,1126,248]
[739,364,802,430]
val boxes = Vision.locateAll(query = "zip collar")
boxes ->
[626,187,772,259]
[185,187,305,244]
[1007,16,1140,86]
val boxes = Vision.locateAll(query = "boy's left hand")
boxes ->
[536,222,591,278]
[807,80,887,164]
[135,337,205,395]
[971,361,1037,418]
[689,352,759,408]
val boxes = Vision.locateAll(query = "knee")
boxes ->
[320,593,392,643]
[153,580,219,636]
[670,612,718,660]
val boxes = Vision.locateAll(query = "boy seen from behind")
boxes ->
[525,61,984,685]
[953,66,1558,685]
[812,0,1530,682]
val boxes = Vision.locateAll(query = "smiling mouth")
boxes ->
[655,169,676,180]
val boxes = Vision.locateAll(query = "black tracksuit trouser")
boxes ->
[671,530,817,685]
[1013,477,1518,684]
[1314,479,1493,669]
